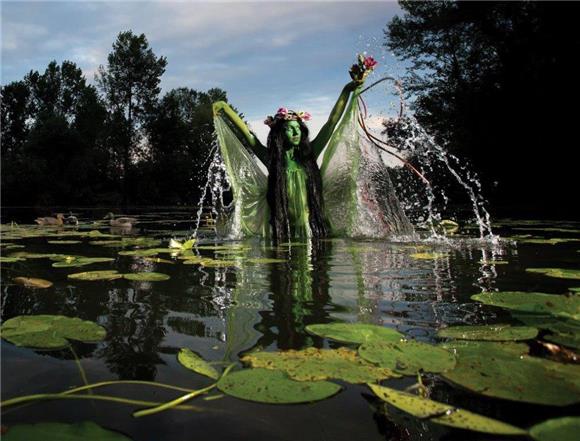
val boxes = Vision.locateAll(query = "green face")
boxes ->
[284,120,301,147]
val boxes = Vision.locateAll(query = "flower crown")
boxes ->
[264,108,311,127]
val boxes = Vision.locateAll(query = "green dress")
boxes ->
[285,148,311,238]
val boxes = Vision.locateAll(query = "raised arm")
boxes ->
[213,101,268,166]
[311,81,361,159]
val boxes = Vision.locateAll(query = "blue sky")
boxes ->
[1,1,405,143]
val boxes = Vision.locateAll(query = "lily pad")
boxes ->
[0,256,25,263]
[526,268,580,280]
[217,368,341,404]
[359,340,456,375]
[369,384,526,435]
[440,340,529,357]
[441,342,580,406]
[241,347,399,384]
[47,240,82,244]
[436,324,538,341]
[305,323,404,345]
[199,259,238,268]
[520,238,580,245]
[143,257,174,264]
[123,272,170,282]
[68,270,124,281]
[245,258,286,264]
[177,348,220,380]
[118,249,161,257]
[13,277,53,289]
[52,257,114,268]
[479,259,509,265]
[530,417,580,441]
[409,252,448,260]
[2,421,132,441]
[0,315,106,349]
[472,291,580,321]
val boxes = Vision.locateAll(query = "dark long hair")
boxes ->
[266,119,328,243]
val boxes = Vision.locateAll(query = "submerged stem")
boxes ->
[133,384,216,418]
[62,380,193,395]
[0,393,201,411]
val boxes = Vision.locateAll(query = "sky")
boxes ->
[1,0,405,143]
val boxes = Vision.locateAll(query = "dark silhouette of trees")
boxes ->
[96,31,168,205]
[385,1,580,217]
[1,31,233,208]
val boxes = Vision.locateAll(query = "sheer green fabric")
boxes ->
[213,116,269,238]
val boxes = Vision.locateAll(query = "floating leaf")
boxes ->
[13,277,53,289]
[2,421,132,441]
[529,417,580,441]
[526,268,580,280]
[410,252,448,260]
[369,384,526,435]
[241,347,399,384]
[441,342,580,406]
[479,259,509,265]
[472,291,580,321]
[177,348,219,380]
[217,368,340,404]
[436,324,538,341]
[359,340,456,375]
[143,257,174,264]
[47,240,82,244]
[123,272,170,282]
[520,238,580,245]
[8,252,66,259]
[199,259,238,268]
[440,340,529,357]
[0,315,106,349]
[306,323,404,344]
[0,256,24,263]
[52,256,114,268]
[181,256,206,264]
[118,249,160,257]
[68,270,124,281]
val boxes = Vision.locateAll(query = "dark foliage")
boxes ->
[385,1,580,217]
[1,32,230,208]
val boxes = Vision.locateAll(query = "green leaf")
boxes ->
[1,315,106,349]
[436,324,538,341]
[530,417,580,441]
[359,340,456,375]
[369,384,526,435]
[13,277,53,289]
[123,272,170,282]
[199,259,238,268]
[241,347,399,384]
[217,368,341,404]
[68,270,124,281]
[47,240,82,244]
[245,258,287,264]
[177,348,220,380]
[441,342,580,406]
[3,421,132,441]
[305,323,404,344]
[526,268,580,280]
[52,257,114,268]
[472,291,580,320]
[118,249,161,257]
[0,256,25,263]
[409,252,448,260]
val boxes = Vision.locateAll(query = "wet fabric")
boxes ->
[285,148,311,238]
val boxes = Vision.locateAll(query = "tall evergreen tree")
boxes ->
[96,31,167,204]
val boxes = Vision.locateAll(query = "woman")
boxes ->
[213,75,364,243]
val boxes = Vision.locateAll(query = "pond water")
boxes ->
[1,209,579,440]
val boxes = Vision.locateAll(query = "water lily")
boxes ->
[297,111,311,121]
[363,56,378,70]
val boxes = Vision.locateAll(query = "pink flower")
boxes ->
[276,107,288,117]
[363,56,378,70]
[298,111,311,121]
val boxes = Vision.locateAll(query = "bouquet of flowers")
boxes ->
[349,53,378,83]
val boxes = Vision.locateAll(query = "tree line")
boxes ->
[384,1,580,218]
[1,31,229,207]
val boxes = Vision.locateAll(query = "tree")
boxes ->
[96,31,167,204]
[385,1,580,217]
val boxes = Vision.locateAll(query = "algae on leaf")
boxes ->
[217,368,341,404]
[526,268,580,280]
[123,272,170,282]
[68,270,124,281]
[369,384,526,435]
[242,347,399,384]
[436,324,538,341]
[1,315,106,349]
[359,340,456,375]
